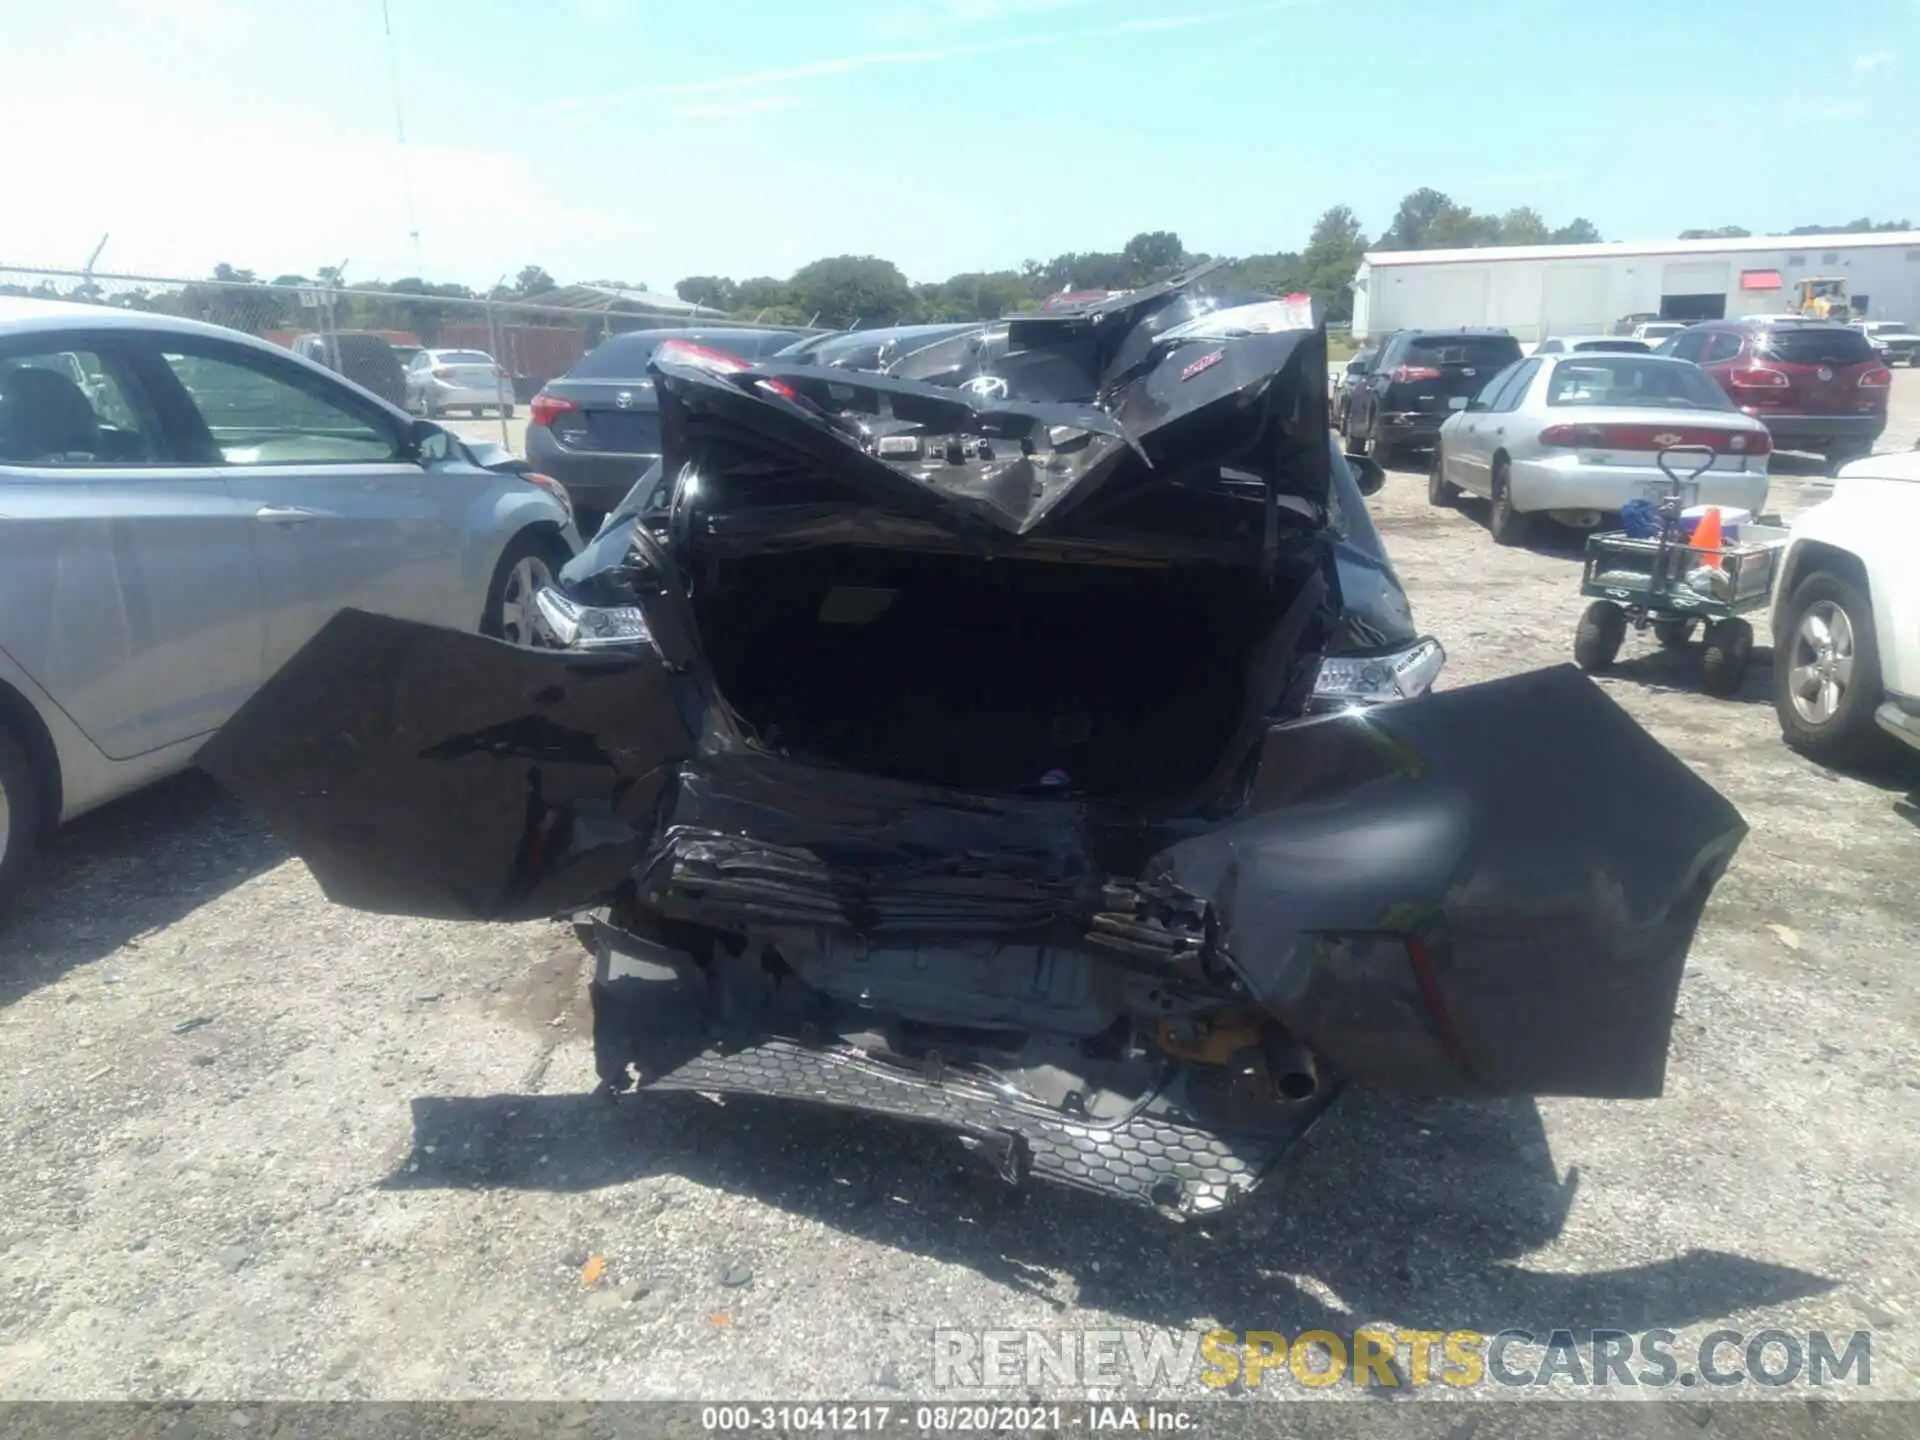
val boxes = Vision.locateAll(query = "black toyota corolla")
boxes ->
[202,267,1746,1217]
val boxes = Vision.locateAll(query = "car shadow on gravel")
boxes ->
[389,1083,1835,1343]
[0,771,283,1006]
[1597,642,1777,707]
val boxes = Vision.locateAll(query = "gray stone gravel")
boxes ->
[0,380,1915,1404]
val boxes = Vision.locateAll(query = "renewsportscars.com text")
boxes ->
[931,1327,1873,1390]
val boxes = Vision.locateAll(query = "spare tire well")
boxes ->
[0,681,60,832]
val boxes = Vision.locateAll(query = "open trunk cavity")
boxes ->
[695,543,1287,803]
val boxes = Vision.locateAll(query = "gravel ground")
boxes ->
[1,377,1917,1405]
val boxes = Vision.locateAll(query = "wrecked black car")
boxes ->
[201,267,1748,1218]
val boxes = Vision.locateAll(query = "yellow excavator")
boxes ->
[1790,276,1852,320]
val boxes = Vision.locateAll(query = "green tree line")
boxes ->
[8,193,1906,339]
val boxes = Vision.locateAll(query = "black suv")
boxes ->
[1341,328,1523,462]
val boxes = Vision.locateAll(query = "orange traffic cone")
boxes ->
[1691,505,1724,570]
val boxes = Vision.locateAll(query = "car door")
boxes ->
[1337,352,1374,425]
[146,335,475,679]
[1447,360,1532,496]
[1353,337,1396,435]
[0,334,265,760]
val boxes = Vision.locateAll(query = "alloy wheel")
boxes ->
[1787,599,1856,725]
[498,555,557,647]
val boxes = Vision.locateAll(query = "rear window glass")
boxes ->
[436,350,494,365]
[1753,328,1879,365]
[1405,335,1522,367]
[1546,358,1735,410]
[569,334,665,379]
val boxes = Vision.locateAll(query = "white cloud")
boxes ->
[1853,48,1897,74]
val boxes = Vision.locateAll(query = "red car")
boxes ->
[1660,320,1890,470]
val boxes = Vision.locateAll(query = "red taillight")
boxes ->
[431,367,454,380]
[654,339,752,374]
[1728,367,1791,389]
[1390,364,1444,383]
[530,393,578,428]
[1858,366,1892,389]
[1537,423,1769,455]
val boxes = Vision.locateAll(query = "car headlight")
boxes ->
[1311,637,1446,705]
[533,587,654,651]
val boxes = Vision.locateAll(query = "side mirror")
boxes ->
[1346,453,1387,496]
[1448,395,1471,412]
[407,418,456,464]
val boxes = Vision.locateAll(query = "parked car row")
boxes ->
[0,298,581,901]
[1344,317,1891,482]
[1396,322,1914,771]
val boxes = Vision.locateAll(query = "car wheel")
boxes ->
[0,726,43,906]
[1427,447,1459,507]
[1573,601,1627,673]
[1488,460,1531,546]
[1701,618,1755,698]
[1773,572,1890,762]
[1363,427,1397,468]
[483,532,569,647]
[1654,618,1696,648]
[503,405,517,420]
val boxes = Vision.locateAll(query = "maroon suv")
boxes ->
[1661,321,1890,468]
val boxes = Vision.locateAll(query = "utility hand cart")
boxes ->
[1572,445,1791,698]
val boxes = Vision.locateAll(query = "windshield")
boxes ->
[1638,323,1684,338]
[1753,328,1879,365]
[1546,357,1736,410]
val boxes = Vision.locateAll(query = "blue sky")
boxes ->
[2,0,1915,290]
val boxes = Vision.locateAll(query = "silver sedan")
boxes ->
[0,299,580,900]
[1429,350,1774,545]
[405,347,516,417]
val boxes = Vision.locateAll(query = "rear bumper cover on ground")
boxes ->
[633,1030,1331,1216]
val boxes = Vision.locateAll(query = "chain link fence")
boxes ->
[0,264,803,447]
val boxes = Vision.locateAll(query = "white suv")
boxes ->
[1770,447,1920,762]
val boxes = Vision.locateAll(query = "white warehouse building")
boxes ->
[1351,229,1920,342]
